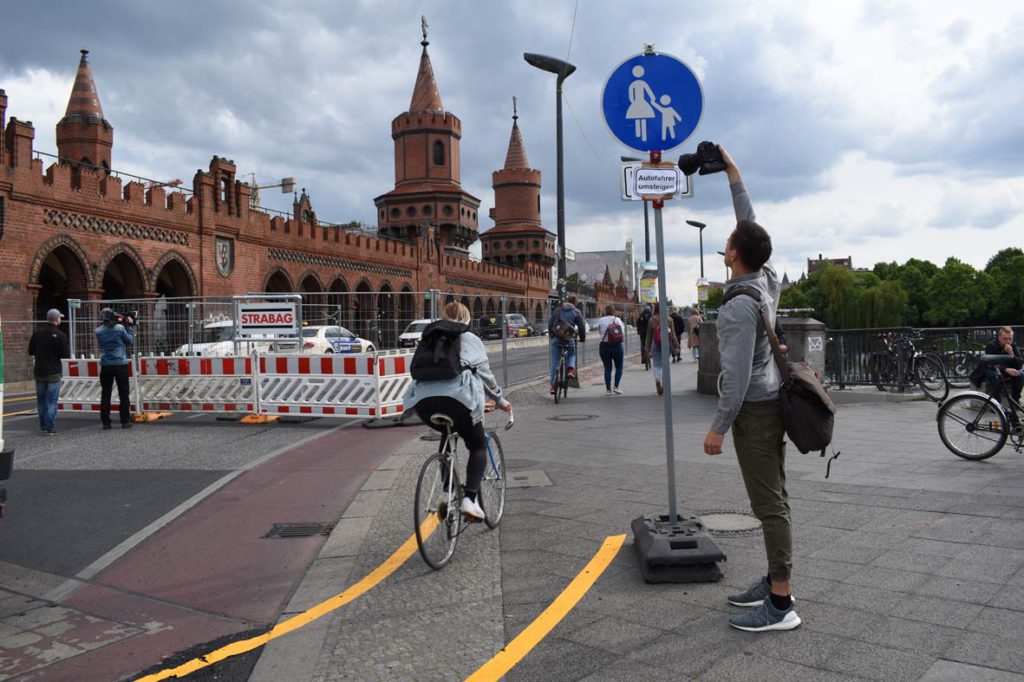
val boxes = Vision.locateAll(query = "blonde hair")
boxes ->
[442,301,471,325]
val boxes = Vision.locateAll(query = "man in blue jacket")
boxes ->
[547,295,587,396]
[95,308,135,429]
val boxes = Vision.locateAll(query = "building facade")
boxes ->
[0,33,630,381]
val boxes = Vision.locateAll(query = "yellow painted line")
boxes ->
[466,534,627,682]
[4,396,35,404]
[4,410,35,417]
[135,517,437,682]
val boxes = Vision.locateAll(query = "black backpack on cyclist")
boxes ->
[410,320,475,381]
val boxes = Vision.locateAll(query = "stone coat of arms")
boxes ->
[215,236,234,277]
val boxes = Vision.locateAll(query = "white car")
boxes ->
[398,319,435,348]
[174,320,275,357]
[300,325,376,354]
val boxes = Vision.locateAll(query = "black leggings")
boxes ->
[414,396,487,496]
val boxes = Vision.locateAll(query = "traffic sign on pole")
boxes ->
[601,51,704,153]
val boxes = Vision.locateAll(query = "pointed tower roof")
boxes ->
[62,49,109,125]
[409,17,444,113]
[503,97,530,170]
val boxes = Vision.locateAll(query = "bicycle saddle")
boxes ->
[428,413,455,427]
[978,354,1017,367]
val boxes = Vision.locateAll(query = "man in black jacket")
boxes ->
[984,327,1022,409]
[28,309,71,436]
[670,309,686,362]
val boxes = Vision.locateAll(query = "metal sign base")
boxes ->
[631,514,726,584]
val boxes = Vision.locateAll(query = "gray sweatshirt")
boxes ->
[710,180,781,434]
[402,330,504,424]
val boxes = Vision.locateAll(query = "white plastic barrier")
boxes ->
[58,358,139,414]
[57,351,414,421]
[138,356,256,414]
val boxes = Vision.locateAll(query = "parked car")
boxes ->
[478,314,531,340]
[524,319,547,336]
[174,320,275,357]
[298,325,376,353]
[398,319,435,348]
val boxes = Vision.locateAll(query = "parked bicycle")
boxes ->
[942,348,981,388]
[413,405,513,569]
[869,331,948,401]
[936,355,1022,460]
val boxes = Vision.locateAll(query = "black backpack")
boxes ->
[410,320,474,381]
[722,286,839,467]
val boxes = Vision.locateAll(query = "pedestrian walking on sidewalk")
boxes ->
[670,308,685,362]
[687,310,702,362]
[95,308,135,430]
[702,145,800,632]
[645,302,678,396]
[403,302,511,521]
[28,308,70,436]
[597,305,625,395]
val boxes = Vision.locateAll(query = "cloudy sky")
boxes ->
[2,1,1022,304]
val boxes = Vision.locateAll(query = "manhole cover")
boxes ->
[263,522,337,539]
[699,512,762,537]
[547,414,599,422]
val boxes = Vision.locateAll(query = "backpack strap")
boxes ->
[722,286,789,382]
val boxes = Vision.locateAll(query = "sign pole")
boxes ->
[650,155,678,523]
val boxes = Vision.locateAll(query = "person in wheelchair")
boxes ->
[403,301,511,521]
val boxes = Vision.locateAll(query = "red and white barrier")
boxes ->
[57,358,139,414]
[57,351,414,421]
[138,356,256,414]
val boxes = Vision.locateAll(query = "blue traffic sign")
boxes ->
[601,52,703,153]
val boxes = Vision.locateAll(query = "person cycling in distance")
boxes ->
[547,294,588,395]
[403,302,511,521]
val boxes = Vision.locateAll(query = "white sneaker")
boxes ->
[605,389,613,395]
[613,387,622,395]
[460,496,485,521]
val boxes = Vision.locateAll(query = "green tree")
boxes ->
[705,288,723,309]
[818,263,856,328]
[924,258,990,326]
[778,284,810,310]
[987,252,1024,323]
[985,247,1024,274]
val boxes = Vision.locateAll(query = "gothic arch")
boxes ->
[97,243,147,299]
[149,250,197,296]
[28,233,94,291]
[298,269,324,293]
[264,267,294,292]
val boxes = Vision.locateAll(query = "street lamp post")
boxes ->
[524,52,576,302]
[621,156,651,262]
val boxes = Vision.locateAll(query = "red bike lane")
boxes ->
[28,424,417,682]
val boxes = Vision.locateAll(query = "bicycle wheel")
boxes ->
[414,452,462,569]
[945,351,978,388]
[554,356,566,404]
[480,431,507,529]
[937,393,1008,460]
[870,353,894,392]
[915,354,949,402]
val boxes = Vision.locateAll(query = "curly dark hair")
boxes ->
[729,219,772,271]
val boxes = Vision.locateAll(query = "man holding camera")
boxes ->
[95,308,135,429]
[700,145,799,632]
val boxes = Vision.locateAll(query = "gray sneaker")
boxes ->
[729,598,801,632]
[727,576,771,607]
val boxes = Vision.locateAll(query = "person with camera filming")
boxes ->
[95,308,135,429]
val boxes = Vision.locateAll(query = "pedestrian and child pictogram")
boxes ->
[602,51,704,153]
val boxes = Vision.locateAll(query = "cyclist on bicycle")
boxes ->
[547,295,588,396]
[403,302,512,521]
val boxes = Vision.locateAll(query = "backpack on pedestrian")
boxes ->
[722,286,840,474]
[603,319,624,345]
[410,320,475,381]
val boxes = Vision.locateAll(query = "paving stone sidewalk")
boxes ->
[252,358,1024,681]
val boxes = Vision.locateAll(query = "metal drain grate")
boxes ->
[699,511,762,537]
[506,469,553,488]
[263,522,337,539]
[546,414,599,422]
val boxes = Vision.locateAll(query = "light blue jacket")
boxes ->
[711,180,781,434]
[402,330,503,424]
[95,323,134,366]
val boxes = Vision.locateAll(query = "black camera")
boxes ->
[115,310,138,326]
[678,140,727,177]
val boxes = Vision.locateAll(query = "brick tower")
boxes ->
[374,19,480,257]
[55,49,113,177]
[481,98,555,269]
